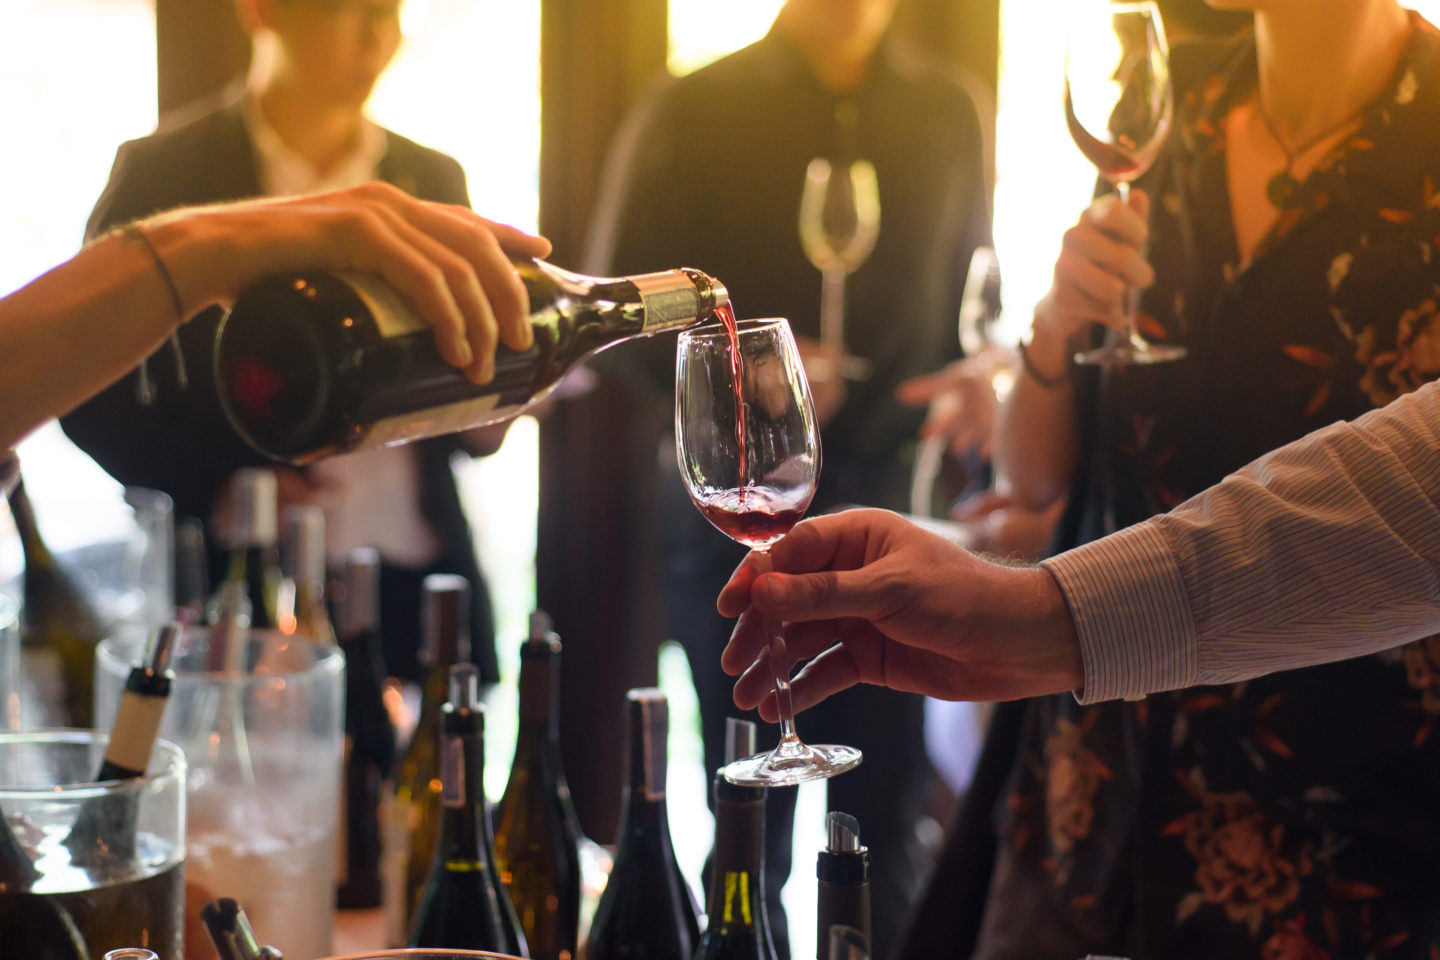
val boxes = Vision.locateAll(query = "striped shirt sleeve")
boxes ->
[1042,380,1440,704]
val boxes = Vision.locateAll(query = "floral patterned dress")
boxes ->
[978,14,1440,960]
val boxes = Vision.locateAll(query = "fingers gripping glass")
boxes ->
[1064,0,1184,365]
[675,317,861,786]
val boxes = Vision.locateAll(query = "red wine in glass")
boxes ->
[715,302,747,495]
[1064,86,1163,182]
[696,486,807,550]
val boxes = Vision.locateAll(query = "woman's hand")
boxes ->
[1031,189,1154,352]
[148,181,552,384]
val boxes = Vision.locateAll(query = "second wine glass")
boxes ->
[1064,0,1182,365]
[675,316,861,786]
[799,157,880,381]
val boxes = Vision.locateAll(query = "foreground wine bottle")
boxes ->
[65,623,180,864]
[386,574,473,945]
[201,897,284,960]
[281,506,335,644]
[214,259,729,464]
[584,688,700,960]
[213,468,282,631]
[410,664,528,955]
[816,813,870,960]
[494,611,583,960]
[8,477,108,726]
[696,718,778,960]
[336,547,397,910]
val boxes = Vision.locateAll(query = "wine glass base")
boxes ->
[1073,341,1187,366]
[721,743,862,787]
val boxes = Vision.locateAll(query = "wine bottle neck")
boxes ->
[6,482,54,565]
[227,546,280,628]
[707,792,766,922]
[437,731,493,861]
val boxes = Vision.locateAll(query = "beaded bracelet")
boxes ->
[123,224,190,401]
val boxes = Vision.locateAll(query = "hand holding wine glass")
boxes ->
[799,157,880,381]
[676,314,861,786]
[1064,0,1181,365]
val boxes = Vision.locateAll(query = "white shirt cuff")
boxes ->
[1041,520,1198,704]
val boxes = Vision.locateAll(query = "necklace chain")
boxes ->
[1255,96,1365,210]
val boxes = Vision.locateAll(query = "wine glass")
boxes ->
[799,157,880,381]
[1064,0,1182,365]
[675,317,861,786]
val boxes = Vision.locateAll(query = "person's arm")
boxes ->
[0,182,549,451]
[1046,379,1440,702]
[992,191,1155,507]
[717,380,1440,715]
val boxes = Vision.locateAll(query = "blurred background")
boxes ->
[6,1,1437,956]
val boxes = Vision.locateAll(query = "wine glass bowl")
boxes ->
[676,317,820,550]
[1064,0,1184,365]
[798,157,880,381]
[675,317,860,786]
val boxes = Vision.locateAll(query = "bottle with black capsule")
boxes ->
[815,812,870,960]
[336,547,397,909]
[494,610,583,960]
[201,897,284,960]
[64,623,180,864]
[584,688,700,960]
[695,718,779,960]
[410,663,528,955]
[214,259,728,464]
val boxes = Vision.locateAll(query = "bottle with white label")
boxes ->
[214,259,729,464]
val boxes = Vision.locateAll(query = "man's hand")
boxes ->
[717,508,1083,721]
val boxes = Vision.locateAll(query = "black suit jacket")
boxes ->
[62,95,498,683]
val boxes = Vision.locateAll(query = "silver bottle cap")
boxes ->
[231,468,278,547]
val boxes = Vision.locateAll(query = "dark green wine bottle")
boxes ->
[696,719,779,960]
[494,611,583,960]
[584,688,699,960]
[409,664,528,955]
[7,477,107,726]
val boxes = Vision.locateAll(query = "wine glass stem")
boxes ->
[1114,180,1143,349]
[752,549,802,746]
[820,269,846,353]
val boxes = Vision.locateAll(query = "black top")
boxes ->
[60,93,497,683]
[585,28,992,510]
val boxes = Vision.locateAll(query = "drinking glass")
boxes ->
[675,317,861,786]
[1064,0,1182,365]
[96,627,343,960]
[0,730,186,959]
[798,157,880,381]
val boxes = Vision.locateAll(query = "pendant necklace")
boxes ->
[1255,97,1365,210]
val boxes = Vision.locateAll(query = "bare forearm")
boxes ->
[994,312,1080,508]
[0,229,182,450]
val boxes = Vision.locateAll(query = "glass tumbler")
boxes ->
[0,729,186,960]
[97,628,343,960]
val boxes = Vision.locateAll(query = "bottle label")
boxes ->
[722,871,752,925]
[346,272,428,339]
[364,393,505,448]
[633,273,702,332]
[382,790,410,947]
[104,692,167,775]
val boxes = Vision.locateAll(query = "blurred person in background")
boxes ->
[584,0,992,955]
[60,0,505,685]
[929,1,1440,958]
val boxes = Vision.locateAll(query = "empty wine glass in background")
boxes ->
[798,157,880,381]
[675,316,861,786]
[1064,0,1181,365]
